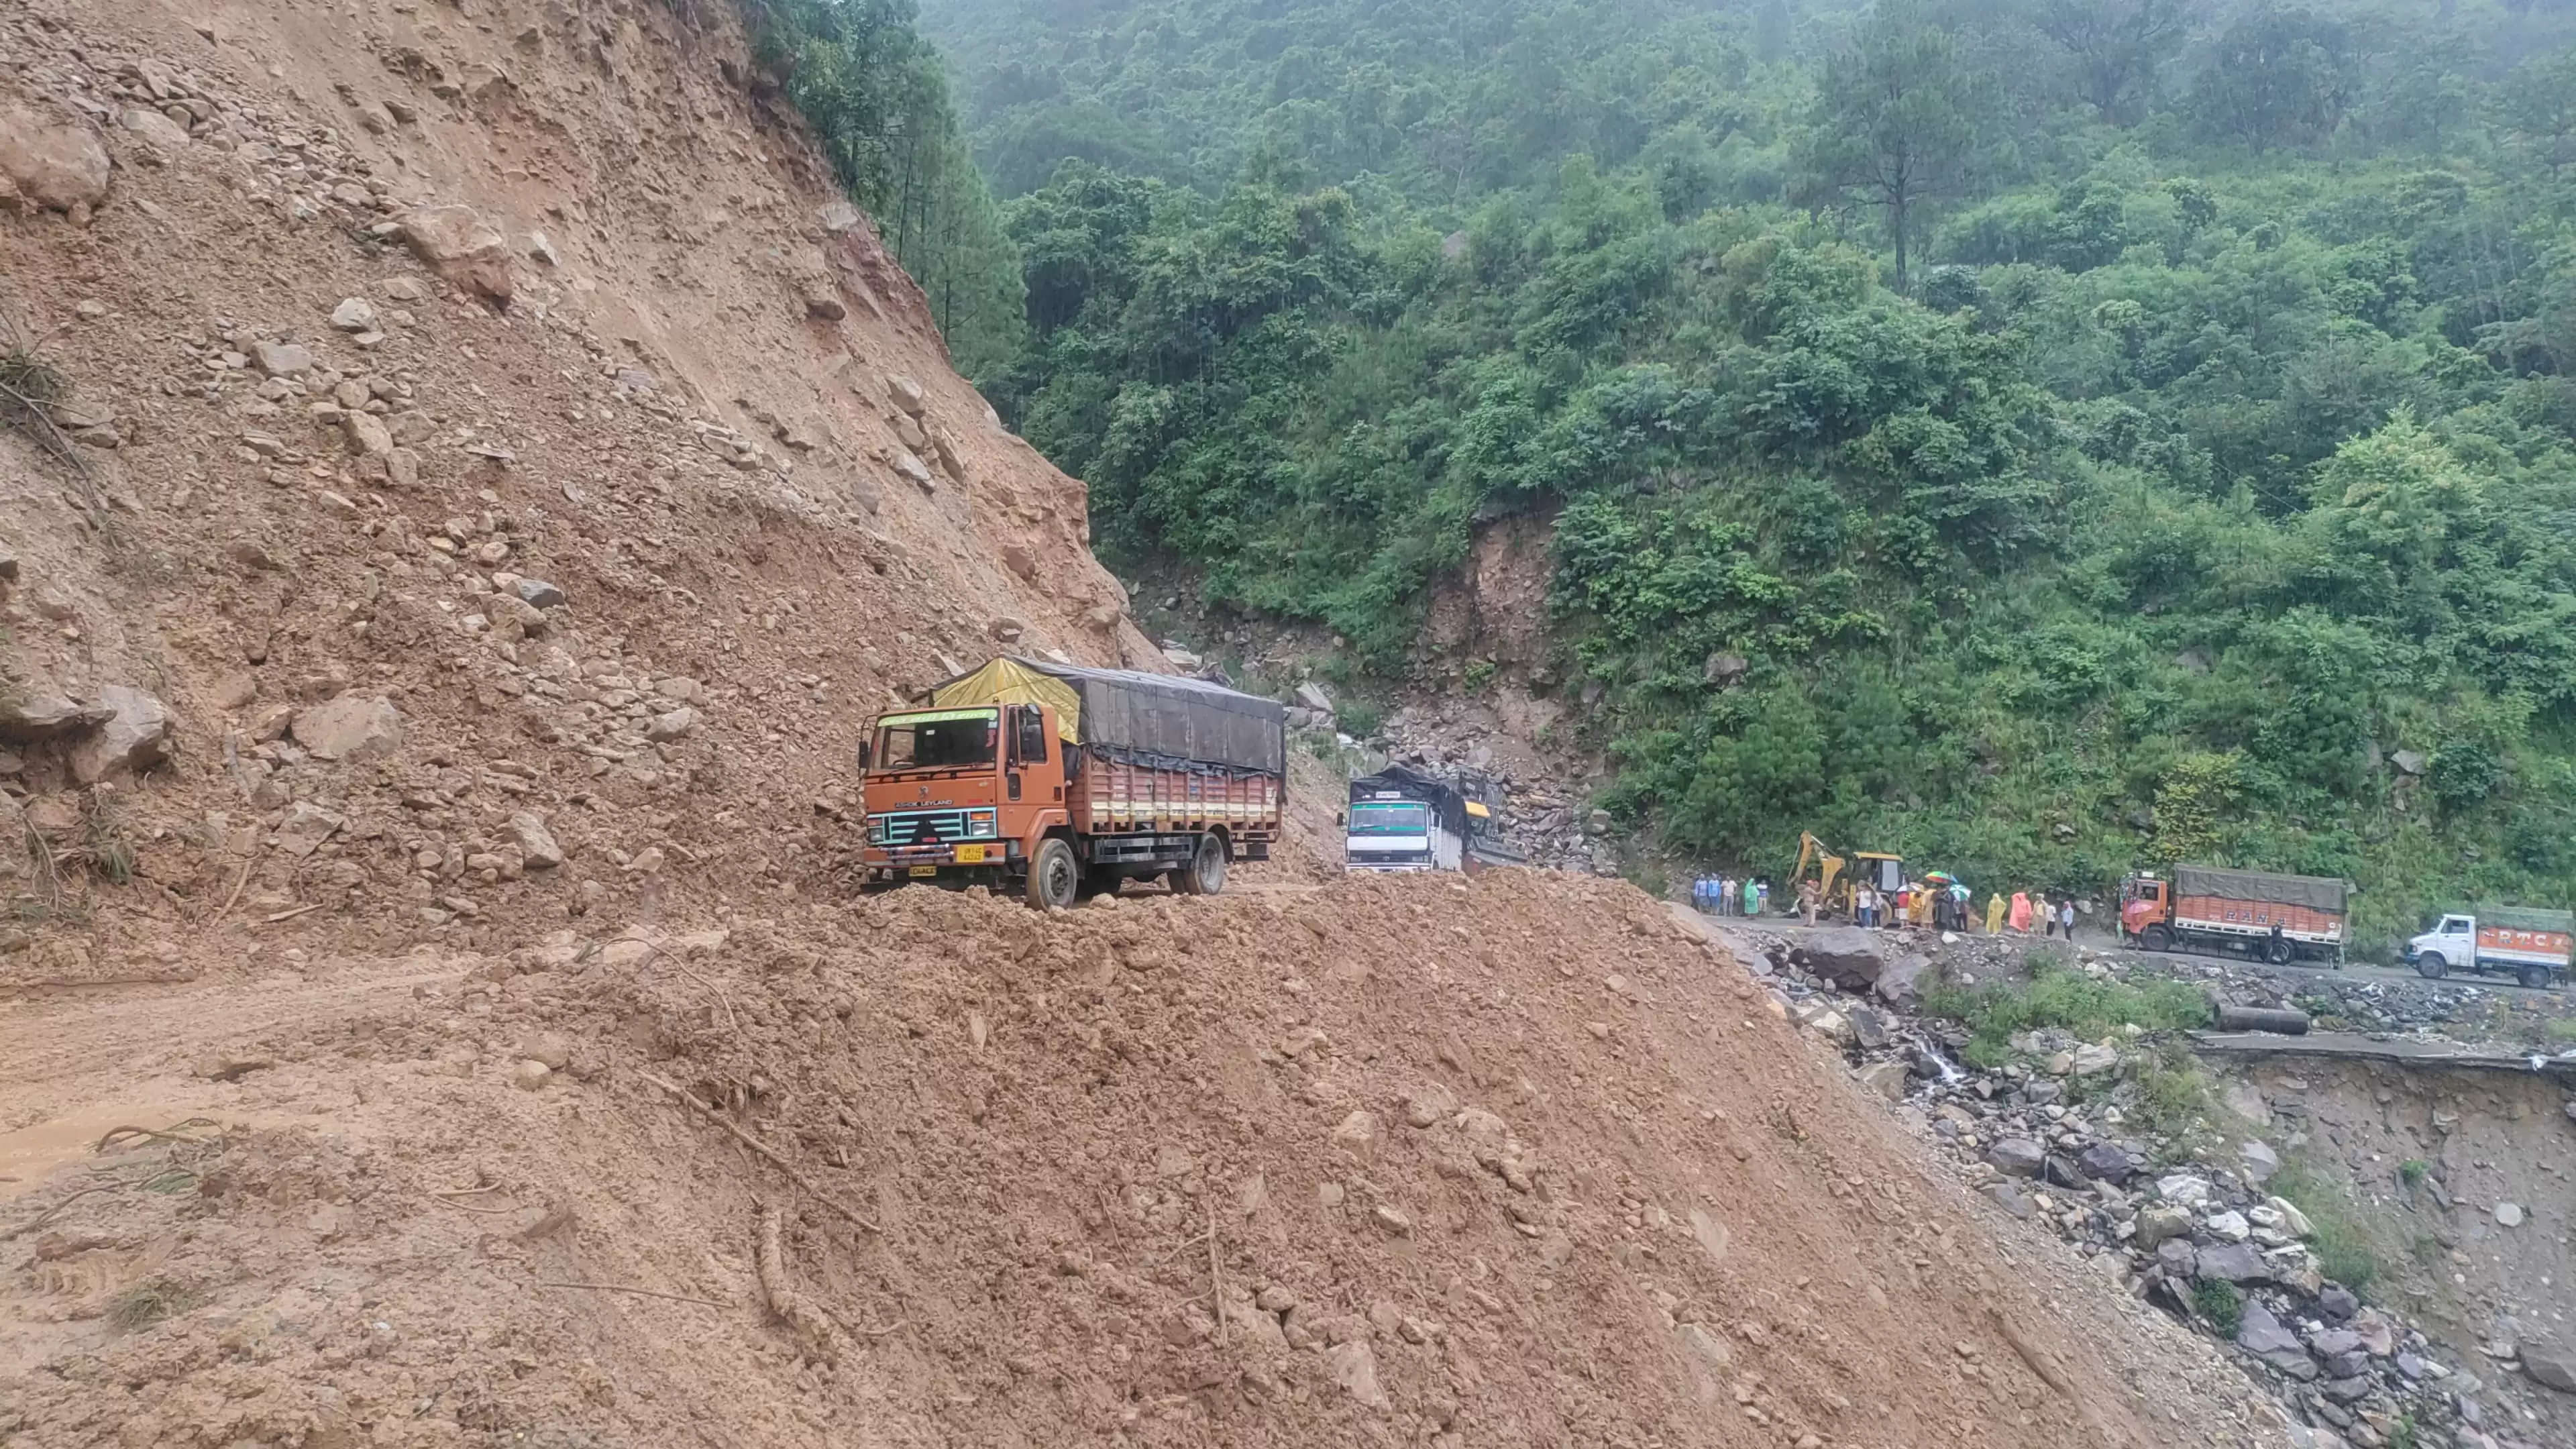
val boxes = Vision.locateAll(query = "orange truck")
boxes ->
[2406,907,2571,991]
[856,658,1284,908]
[2120,866,2351,965]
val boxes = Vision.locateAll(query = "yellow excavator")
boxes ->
[1794,833,1902,918]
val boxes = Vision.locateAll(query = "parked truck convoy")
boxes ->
[2120,866,2352,965]
[1343,765,1525,874]
[857,658,1285,909]
[2405,906,2573,989]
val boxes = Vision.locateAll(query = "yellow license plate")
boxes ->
[908,865,938,878]
[955,845,987,864]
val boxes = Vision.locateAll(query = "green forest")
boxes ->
[758,0,2576,943]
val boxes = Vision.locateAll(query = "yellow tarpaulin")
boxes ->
[929,658,1081,743]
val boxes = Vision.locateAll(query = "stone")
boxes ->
[0,105,111,212]
[804,288,847,321]
[330,297,378,332]
[2318,1375,2371,1404]
[2194,1242,2270,1285]
[885,374,926,416]
[2522,1345,2576,1394]
[1403,1085,1457,1128]
[999,542,1039,582]
[396,205,512,302]
[382,276,429,303]
[894,449,935,491]
[2238,1140,2281,1185]
[2155,1173,2213,1208]
[1873,953,1933,1008]
[2205,1210,2251,1243]
[2392,749,2427,776]
[2266,1195,2314,1238]
[1982,1181,2032,1219]
[508,1059,552,1091]
[2315,1285,2359,1323]
[2155,1237,2198,1279]
[644,706,698,742]
[343,411,394,457]
[68,686,173,784]
[515,577,567,609]
[1295,681,1335,714]
[1794,927,1888,988]
[1331,1110,1381,1161]
[817,199,863,233]
[2133,1205,2193,1249]
[2076,1142,2135,1185]
[252,340,314,377]
[274,800,345,857]
[290,694,403,762]
[2237,1300,2308,1363]
[2494,1201,2524,1228]
[1985,1138,2045,1178]
[1845,1006,1892,1051]
[0,688,108,744]
[510,812,564,869]
[519,1031,574,1071]
[1372,1204,1413,1237]
[2046,1051,2076,1075]
[1324,1340,1389,1410]
[2072,1042,2119,1075]
[119,106,191,151]
[1855,1059,1909,1102]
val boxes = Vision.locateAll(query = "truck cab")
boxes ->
[2119,875,2171,950]
[858,702,1068,894]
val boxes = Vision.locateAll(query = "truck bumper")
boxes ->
[861,862,1018,892]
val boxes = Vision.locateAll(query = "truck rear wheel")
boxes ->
[2265,936,2294,966]
[2518,963,2552,991]
[2139,925,2173,955]
[1026,838,1080,911]
[1173,834,1228,896]
[2415,951,2447,980]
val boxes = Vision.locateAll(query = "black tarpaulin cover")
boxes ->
[1349,763,1470,837]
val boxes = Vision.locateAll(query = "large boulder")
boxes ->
[68,686,172,782]
[396,205,512,303]
[2524,1344,2576,1395]
[2194,1242,2271,1285]
[0,690,113,743]
[290,695,403,762]
[2237,1301,2320,1379]
[1873,952,1933,1007]
[1984,1137,2045,1178]
[0,105,110,213]
[1795,927,1888,989]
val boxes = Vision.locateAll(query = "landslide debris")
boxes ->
[1,874,2277,1448]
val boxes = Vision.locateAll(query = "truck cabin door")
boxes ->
[1006,705,1051,802]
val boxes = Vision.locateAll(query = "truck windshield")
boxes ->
[875,709,998,770]
[1349,802,1431,836]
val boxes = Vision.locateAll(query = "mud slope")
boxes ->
[2,874,2284,1448]
[1,0,1155,987]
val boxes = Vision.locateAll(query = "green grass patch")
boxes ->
[2192,1279,2244,1335]
[2398,1159,2430,1187]
[2545,1018,2576,1046]
[107,1277,197,1334]
[2266,1161,2384,1293]
[1921,961,2213,1069]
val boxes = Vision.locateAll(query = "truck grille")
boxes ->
[873,810,970,846]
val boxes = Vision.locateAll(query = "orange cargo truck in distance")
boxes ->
[856,658,1284,909]
[2121,866,2351,966]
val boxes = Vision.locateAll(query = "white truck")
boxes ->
[2406,906,2571,991]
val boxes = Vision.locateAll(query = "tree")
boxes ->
[1795,2,1997,295]
[2028,0,2196,123]
[2499,45,2576,180]
[2188,7,2363,151]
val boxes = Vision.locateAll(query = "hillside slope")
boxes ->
[0,0,1154,987]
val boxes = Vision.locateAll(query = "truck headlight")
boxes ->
[967,809,998,839]
[866,816,890,845]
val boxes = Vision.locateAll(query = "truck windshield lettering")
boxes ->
[876,710,998,770]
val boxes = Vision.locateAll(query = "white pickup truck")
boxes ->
[2406,907,2571,991]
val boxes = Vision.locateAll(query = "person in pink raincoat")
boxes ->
[2008,892,2034,933]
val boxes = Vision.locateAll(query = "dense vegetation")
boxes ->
[741,0,1027,372]
[874,0,2576,941]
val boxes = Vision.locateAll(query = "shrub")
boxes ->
[2192,1279,2244,1334]
[1920,960,2212,1067]
[2267,1161,2383,1293]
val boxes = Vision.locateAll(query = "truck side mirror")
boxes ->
[856,739,873,771]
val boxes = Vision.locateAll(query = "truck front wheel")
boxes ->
[2139,925,2173,955]
[1027,838,1081,911]
[2415,951,2447,980]
[1174,834,1228,896]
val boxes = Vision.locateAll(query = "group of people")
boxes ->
[1690,875,1771,918]
[1688,871,2088,939]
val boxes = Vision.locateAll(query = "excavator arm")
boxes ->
[1795,833,1847,908]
